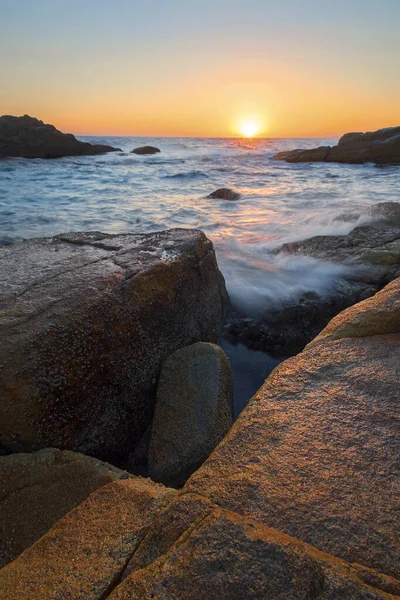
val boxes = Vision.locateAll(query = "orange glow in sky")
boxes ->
[2,2,399,138]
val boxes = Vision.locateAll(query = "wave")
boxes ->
[163,170,209,180]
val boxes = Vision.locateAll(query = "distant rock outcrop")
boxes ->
[274,125,400,165]
[208,188,241,200]
[0,449,129,568]
[0,229,228,462]
[0,115,120,158]
[131,145,160,155]
[149,342,233,487]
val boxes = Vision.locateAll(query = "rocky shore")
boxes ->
[0,223,399,598]
[226,201,400,357]
[274,125,400,165]
[0,269,399,598]
[0,115,120,158]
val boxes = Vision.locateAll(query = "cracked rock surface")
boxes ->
[0,448,129,568]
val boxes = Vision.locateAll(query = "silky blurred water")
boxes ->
[1,136,399,412]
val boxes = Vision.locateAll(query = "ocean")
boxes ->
[1,136,399,412]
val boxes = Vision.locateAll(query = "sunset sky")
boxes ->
[1,0,399,138]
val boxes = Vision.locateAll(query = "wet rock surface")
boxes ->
[0,115,120,158]
[0,448,129,568]
[207,188,241,200]
[274,125,400,165]
[149,342,234,487]
[226,202,400,357]
[0,229,228,462]
[131,145,161,154]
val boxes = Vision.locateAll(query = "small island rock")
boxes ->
[0,114,120,158]
[131,145,161,155]
[207,188,241,200]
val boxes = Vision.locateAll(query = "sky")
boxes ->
[1,0,399,137]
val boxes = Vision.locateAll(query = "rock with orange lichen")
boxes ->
[0,477,177,600]
[2,489,399,600]
[0,229,228,461]
[186,279,400,580]
[110,495,400,600]
[0,448,130,568]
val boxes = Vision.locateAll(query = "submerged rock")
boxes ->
[188,279,400,580]
[0,229,228,461]
[274,125,400,165]
[149,342,234,487]
[0,114,120,158]
[207,188,241,200]
[131,145,160,155]
[226,202,400,357]
[0,448,128,568]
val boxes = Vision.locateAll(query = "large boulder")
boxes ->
[226,202,400,356]
[0,477,177,600]
[131,145,160,155]
[149,342,234,486]
[0,229,228,461]
[0,448,129,568]
[274,125,400,164]
[0,115,120,158]
[187,279,400,580]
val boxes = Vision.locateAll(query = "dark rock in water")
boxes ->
[0,114,120,158]
[274,125,400,165]
[131,145,161,155]
[149,342,233,487]
[226,202,400,357]
[0,448,129,568]
[208,188,241,200]
[0,229,228,462]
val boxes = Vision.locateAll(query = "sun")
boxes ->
[240,120,259,138]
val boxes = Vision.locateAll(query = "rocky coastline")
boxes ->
[0,122,399,597]
[1,252,399,598]
[274,125,400,165]
[0,115,120,158]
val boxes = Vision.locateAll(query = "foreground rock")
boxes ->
[149,342,233,487]
[0,115,120,158]
[0,229,228,461]
[207,188,241,200]
[0,448,128,568]
[1,488,399,599]
[1,281,399,597]
[226,202,400,356]
[274,125,400,165]
[0,478,177,600]
[131,145,160,155]
[187,280,400,580]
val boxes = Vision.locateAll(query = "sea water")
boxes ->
[1,136,399,413]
